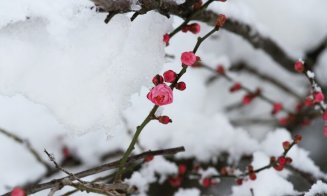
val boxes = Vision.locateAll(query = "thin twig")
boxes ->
[0,127,52,171]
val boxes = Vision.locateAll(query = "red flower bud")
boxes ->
[313,91,325,103]
[272,103,283,115]
[279,117,289,126]
[189,23,201,34]
[282,141,290,151]
[176,82,186,91]
[181,25,189,32]
[163,33,170,46]
[144,155,154,162]
[235,178,243,185]
[216,65,225,74]
[294,134,302,144]
[273,163,284,171]
[62,146,71,158]
[163,70,177,83]
[242,94,254,105]
[216,14,227,28]
[169,176,182,187]
[152,74,164,86]
[249,172,256,181]
[202,178,213,188]
[294,60,304,73]
[230,83,242,92]
[178,164,187,175]
[278,156,287,166]
[11,187,26,196]
[158,116,172,124]
[304,97,313,107]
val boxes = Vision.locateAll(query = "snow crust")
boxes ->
[0,1,171,133]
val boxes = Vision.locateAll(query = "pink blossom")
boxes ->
[181,52,197,66]
[147,84,173,106]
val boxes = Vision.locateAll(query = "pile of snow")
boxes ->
[0,0,171,133]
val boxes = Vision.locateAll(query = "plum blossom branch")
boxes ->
[189,135,301,185]
[198,62,293,115]
[114,12,225,182]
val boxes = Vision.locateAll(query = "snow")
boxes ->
[0,1,171,133]
[125,157,178,194]
[305,180,327,196]
[174,188,200,196]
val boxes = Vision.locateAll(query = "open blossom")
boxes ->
[181,51,197,66]
[147,84,173,106]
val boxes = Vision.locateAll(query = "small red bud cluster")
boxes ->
[168,164,188,187]
[247,165,256,181]
[271,102,283,115]
[272,156,292,171]
[242,88,261,105]
[181,23,201,34]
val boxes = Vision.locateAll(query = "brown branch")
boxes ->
[91,0,299,73]
[229,62,302,100]
[199,62,294,114]
[1,146,185,195]
[0,127,52,171]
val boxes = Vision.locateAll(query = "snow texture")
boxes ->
[0,0,171,133]
[305,180,327,196]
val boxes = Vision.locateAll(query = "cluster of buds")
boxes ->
[271,156,292,171]
[168,164,188,187]
[271,102,283,115]
[181,23,201,34]
[242,88,261,105]
[293,60,327,134]
[247,165,257,181]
